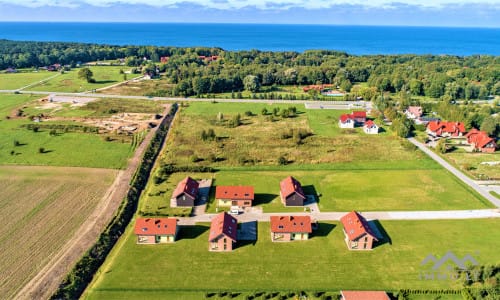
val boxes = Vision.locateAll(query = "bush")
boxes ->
[245,111,253,117]
[278,156,287,165]
[38,147,45,153]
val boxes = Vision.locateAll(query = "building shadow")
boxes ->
[177,224,209,240]
[302,185,319,204]
[311,222,335,238]
[369,220,391,248]
[236,221,258,248]
[253,193,278,205]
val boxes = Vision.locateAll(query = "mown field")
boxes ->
[162,102,421,167]
[25,66,138,92]
[0,71,57,90]
[443,150,500,180]
[0,166,117,299]
[84,218,500,299]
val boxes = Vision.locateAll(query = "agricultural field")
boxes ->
[0,166,117,299]
[25,66,139,93]
[161,102,423,167]
[0,94,164,169]
[84,218,500,299]
[0,71,57,90]
[98,77,175,96]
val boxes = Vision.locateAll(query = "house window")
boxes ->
[244,201,250,206]
[364,236,368,242]
[364,243,367,249]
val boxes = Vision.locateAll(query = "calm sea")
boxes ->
[0,22,499,55]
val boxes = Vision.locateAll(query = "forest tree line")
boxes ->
[1,39,499,101]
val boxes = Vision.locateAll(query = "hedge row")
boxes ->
[51,104,178,299]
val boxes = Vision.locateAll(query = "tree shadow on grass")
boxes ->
[94,80,117,85]
[253,193,278,206]
[177,224,209,241]
[311,223,335,239]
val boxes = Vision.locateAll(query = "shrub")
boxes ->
[278,156,287,165]
[38,147,45,153]
[13,140,20,147]
[245,111,253,117]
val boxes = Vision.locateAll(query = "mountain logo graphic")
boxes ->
[421,251,478,270]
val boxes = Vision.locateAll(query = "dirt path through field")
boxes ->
[15,104,171,300]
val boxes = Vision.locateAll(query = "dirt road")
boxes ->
[15,105,172,300]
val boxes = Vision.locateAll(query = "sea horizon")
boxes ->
[1,22,499,55]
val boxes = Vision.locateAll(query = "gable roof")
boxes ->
[172,176,199,199]
[340,211,378,242]
[215,186,254,200]
[340,291,390,300]
[280,176,306,200]
[340,114,354,122]
[134,218,177,236]
[209,212,238,242]
[427,121,465,134]
[467,129,496,148]
[407,106,423,117]
[351,111,367,119]
[364,120,377,128]
[270,215,312,233]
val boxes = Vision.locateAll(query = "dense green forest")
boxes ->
[1,39,499,101]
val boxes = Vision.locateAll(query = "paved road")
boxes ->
[408,137,500,208]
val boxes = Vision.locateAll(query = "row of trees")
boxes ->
[2,40,499,100]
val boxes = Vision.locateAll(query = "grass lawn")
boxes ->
[162,102,426,167]
[0,71,57,90]
[202,169,490,212]
[84,218,500,299]
[0,166,117,299]
[442,150,500,180]
[0,119,133,169]
[99,77,175,96]
[25,66,138,93]
[0,94,40,117]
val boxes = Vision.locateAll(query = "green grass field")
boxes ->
[25,66,138,92]
[0,166,117,299]
[0,94,40,117]
[162,102,425,167]
[84,218,500,299]
[443,150,500,180]
[0,71,57,90]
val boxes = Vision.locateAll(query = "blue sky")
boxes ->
[0,0,499,27]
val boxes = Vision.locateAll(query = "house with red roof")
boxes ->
[280,176,306,206]
[209,212,238,251]
[340,291,390,300]
[405,106,423,120]
[171,176,199,207]
[465,129,497,153]
[340,211,379,250]
[215,186,254,209]
[339,114,355,128]
[270,216,312,242]
[363,120,379,134]
[134,218,178,244]
[339,111,367,129]
[160,56,170,63]
[426,121,466,137]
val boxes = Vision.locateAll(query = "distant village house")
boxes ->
[340,211,379,250]
[363,120,379,134]
[280,176,306,206]
[208,212,237,251]
[270,215,312,242]
[465,129,497,153]
[426,121,466,138]
[171,176,199,207]
[215,186,254,209]
[134,218,178,244]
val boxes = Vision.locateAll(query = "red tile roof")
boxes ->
[364,120,376,128]
[209,212,237,242]
[340,114,353,123]
[466,129,496,149]
[270,216,312,233]
[340,211,378,242]
[352,111,367,119]
[215,186,254,200]
[134,218,177,236]
[427,121,465,134]
[172,176,199,199]
[280,176,306,200]
[341,291,390,300]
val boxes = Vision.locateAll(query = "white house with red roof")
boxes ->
[340,211,379,250]
[465,129,497,153]
[208,212,238,251]
[134,218,178,244]
[215,186,254,209]
[280,176,306,206]
[171,176,199,207]
[363,120,379,134]
[270,215,312,242]
[426,121,466,138]
[404,106,423,120]
[339,111,367,129]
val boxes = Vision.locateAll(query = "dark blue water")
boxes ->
[0,22,498,55]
